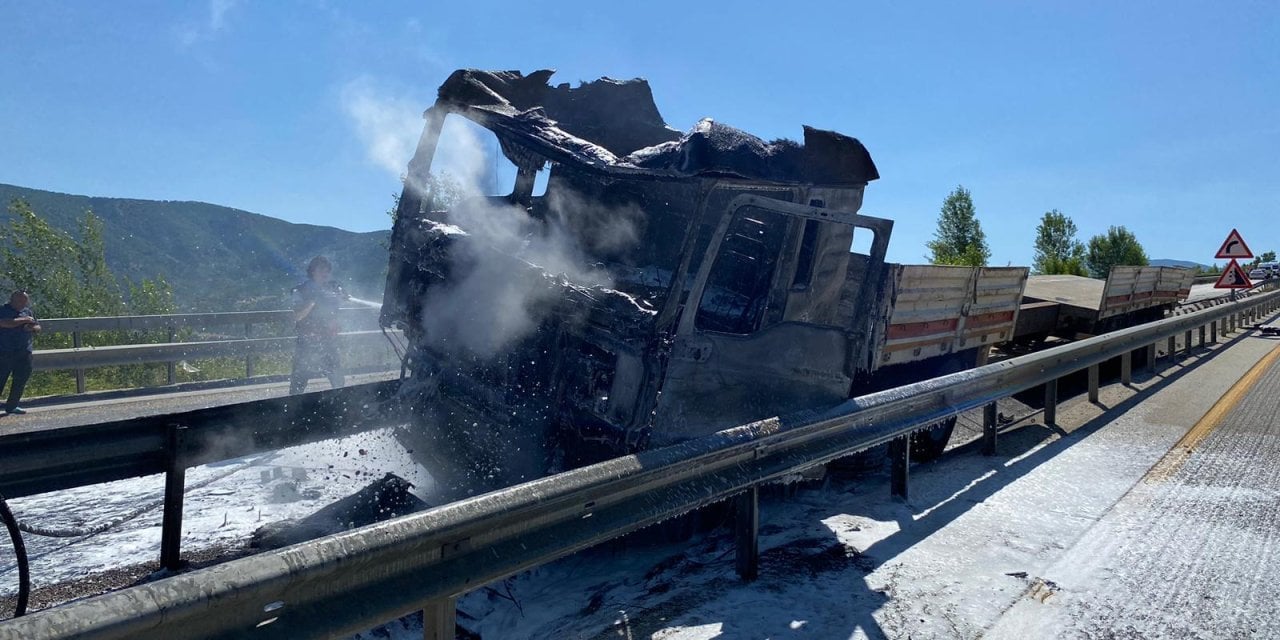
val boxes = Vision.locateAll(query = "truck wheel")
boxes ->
[910,416,957,461]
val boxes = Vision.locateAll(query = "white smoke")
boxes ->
[340,86,644,357]
[416,117,643,357]
[340,80,426,177]
[340,83,494,197]
[419,190,616,357]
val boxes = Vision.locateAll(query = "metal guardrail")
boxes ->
[30,308,386,393]
[3,289,1279,639]
[34,330,395,371]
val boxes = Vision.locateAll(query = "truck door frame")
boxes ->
[677,193,893,340]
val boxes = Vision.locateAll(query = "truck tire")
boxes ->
[910,416,956,461]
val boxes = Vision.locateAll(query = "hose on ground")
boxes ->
[0,492,29,618]
[13,459,258,539]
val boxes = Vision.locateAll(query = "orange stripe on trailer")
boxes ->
[886,318,959,340]
[964,310,1016,329]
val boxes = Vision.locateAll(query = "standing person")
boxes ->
[0,291,41,415]
[290,256,349,394]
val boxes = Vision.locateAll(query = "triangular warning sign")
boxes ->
[1214,259,1253,289]
[1215,228,1253,259]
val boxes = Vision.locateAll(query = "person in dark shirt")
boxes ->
[0,291,41,414]
[289,256,349,394]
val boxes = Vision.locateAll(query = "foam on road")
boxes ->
[986,341,1280,638]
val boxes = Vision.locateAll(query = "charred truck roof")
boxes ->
[425,68,878,185]
[383,69,892,499]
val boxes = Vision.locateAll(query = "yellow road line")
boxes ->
[1144,343,1280,483]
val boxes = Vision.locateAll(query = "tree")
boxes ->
[1085,225,1149,279]
[1032,210,1087,276]
[926,186,990,266]
[1,198,177,392]
[1,199,100,319]
[74,212,125,317]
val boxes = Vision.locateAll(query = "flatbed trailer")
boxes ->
[1013,266,1194,343]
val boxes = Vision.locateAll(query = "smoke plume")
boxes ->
[415,119,643,357]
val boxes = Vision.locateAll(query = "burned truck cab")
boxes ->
[381,70,885,499]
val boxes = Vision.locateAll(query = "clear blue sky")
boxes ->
[2,1,1276,266]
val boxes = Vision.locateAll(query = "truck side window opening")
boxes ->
[851,227,874,256]
[695,208,789,334]
[792,219,821,288]
[532,167,550,197]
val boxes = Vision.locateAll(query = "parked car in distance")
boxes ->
[1249,268,1268,281]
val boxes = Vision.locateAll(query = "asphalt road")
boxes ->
[988,338,1280,638]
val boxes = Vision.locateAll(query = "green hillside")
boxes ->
[0,183,391,311]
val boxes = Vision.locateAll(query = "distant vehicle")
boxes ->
[1249,268,1268,281]
[1259,262,1279,278]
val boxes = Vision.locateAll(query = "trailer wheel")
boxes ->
[910,416,957,461]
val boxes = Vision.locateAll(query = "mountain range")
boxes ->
[0,183,391,311]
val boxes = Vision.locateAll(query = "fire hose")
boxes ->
[0,454,270,619]
[1,492,29,618]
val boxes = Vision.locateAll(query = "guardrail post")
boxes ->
[1088,364,1100,403]
[890,436,909,499]
[160,424,188,571]
[1183,330,1192,357]
[245,323,254,379]
[1211,321,1218,343]
[1145,344,1156,374]
[72,330,86,394]
[982,402,998,455]
[422,596,457,640]
[1044,378,1058,426]
[1199,325,1206,349]
[166,327,177,385]
[1166,336,1176,364]
[1121,350,1133,385]
[735,486,760,581]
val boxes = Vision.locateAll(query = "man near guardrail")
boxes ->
[0,290,40,414]
[289,256,349,394]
